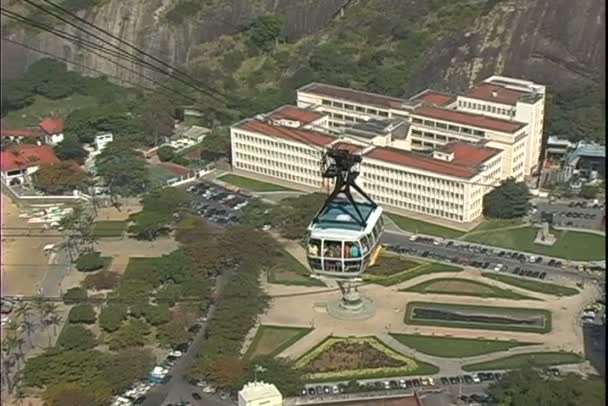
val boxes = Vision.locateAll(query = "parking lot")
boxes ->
[186,182,253,226]
[531,201,605,230]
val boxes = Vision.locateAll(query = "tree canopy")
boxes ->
[54,134,89,164]
[483,178,530,219]
[247,15,284,52]
[57,325,97,351]
[67,304,97,324]
[95,140,149,196]
[32,162,88,195]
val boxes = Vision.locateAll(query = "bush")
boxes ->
[142,304,170,326]
[157,145,176,162]
[82,271,121,291]
[108,319,150,350]
[99,304,128,332]
[68,304,97,324]
[76,252,104,272]
[57,325,97,351]
[63,287,88,305]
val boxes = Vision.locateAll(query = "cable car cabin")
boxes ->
[307,200,384,277]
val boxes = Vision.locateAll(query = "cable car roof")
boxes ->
[310,200,382,232]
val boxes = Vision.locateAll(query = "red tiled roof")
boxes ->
[411,90,454,106]
[464,83,527,105]
[269,106,325,124]
[364,142,500,178]
[157,162,193,177]
[236,119,335,147]
[414,106,525,133]
[39,118,64,135]
[299,83,412,110]
[0,128,44,138]
[0,145,60,172]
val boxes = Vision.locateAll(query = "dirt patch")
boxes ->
[304,341,404,373]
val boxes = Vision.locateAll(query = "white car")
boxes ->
[428,377,435,386]
[202,386,216,393]
[421,377,430,386]
[409,235,418,241]
[262,225,272,231]
[169,350,183,358]
[472,374,481,383]
[398,379,406,388]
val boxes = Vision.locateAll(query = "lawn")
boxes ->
[390,334,535,358]
[244,325,312,360]
[462,352,584,371]
[400,277,536,300]
[368,255,420,277]
[404,301,552,334]
[146,164,177,187]
[296,336,438,381]
[387,214,464,239]
[467,218,524,233]
[482,273,579,297]
[464,227,605,261]
[218,174,294,192]
[267,250,325,287]
[371,261,463,287]
[92,221,127,238]
[2,94,98,128]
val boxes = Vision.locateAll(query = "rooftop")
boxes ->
[39,118,64,135]
[365,142,501,178]
[239,382,282,402]
[1,144,60,172]
[414,106,526,133]
[299,82,417,110]
[268,105,326,125]
[569,142,606,159]
[410,89,455,106]
[235,119,336,147]
[464,83,528,105]
[304,395,422,406]
[331,141,364,154]
[0,128,45,138]
[348,118,407,139]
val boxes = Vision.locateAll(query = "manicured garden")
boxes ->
[295,336,438,381]
[244,325,312,359]
[371,261,463,287]
[400,277,536,300]
[404,302,552,333]
[483,273,579,297]
[368,255,420,277]
[219,174,294,192]
[387,214,464,238]
[464,227,606,261]
[267,250,325,286]
[92,220,127,238]
[462,352,584,371]
[390,334,536,358]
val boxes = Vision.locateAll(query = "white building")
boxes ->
[94,132,114,151]
[238,382,282,406]
[0,145,60,186]
[39,118,65,145]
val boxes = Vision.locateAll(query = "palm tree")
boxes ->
[12,336,25,368]
[21,319,36,349]
[14,303,35,347]
[1,339,16,394]
[46,314,63,347]
[32,294,46,326]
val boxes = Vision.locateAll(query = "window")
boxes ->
[436,122,447,129]
[413,118,423,124]
[356,106,365,112]
[448,125,459,132]
[344,104,354,110]
[423,120,434,126]
[333,102,344,108]
[379,111,389,117]
[322,99,331,105]
[323,240,342,258]
[461,127,472,134]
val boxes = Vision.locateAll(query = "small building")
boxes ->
[94,132,114,151]
[545,136,574,160]
[39,118,65,145]
[238,382,282,406]
[563,141,606,181]
[0,144,60,185]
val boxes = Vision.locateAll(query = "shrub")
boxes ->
[68,304,97,324]
[142,304,170,326]
[63,287,88,305]
[76,252,104,272]
[157,145,176,162]
[82,271,121,291]
[99,304,128,332]
[57,325,97,351]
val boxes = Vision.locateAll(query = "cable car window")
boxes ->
[371,226,379,242]
[324,240,342,258]
[308,238,322,257]
[344,241,361,258]
[324,259,343,272]
[359,236,370,255]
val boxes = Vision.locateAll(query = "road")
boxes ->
[381,231,601,283]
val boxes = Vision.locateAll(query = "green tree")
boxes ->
[67,304,97,324]
[57,324,97,350]
[157,145,176,162]
[98,304,127,332]
[75,252,104,272]
[199,127,231,160]
[128,209,173,240]
[489,367,605,405]
[247,15,283,52]
[32,162,88,195]
[141,304,170,326]
[580,185,599,199]
[483,178,530,219]
[242,356,304,396]
[63,287,88,305]
[95,140,149,196]
[156,319,192,348]
[108,319,151,350]
[82,271,121,291]
[101,349,155,394]
[42,382,111,406]
[135,94,175,146]
[54,134,89,164]
[1,79,35,115]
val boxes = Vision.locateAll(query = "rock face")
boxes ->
[1,0,605,92]
[0,0,350,81]
[406,0,606,93]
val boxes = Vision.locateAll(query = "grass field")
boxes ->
[404,301,552,333]
[372,262,463,287]
[267,250,325,286]
[244,325,312,359]
[467,218,524,233]
[2,94,98,128]
[146,164,177,187]
[219,174,294,192]
[390,334,535,358]
[92,221,127,238]
[387,214,464,238]
[464,227,605,261]
[462,352,584,371]
[400,278,536,300]
[482,273,579,297]
[368,255,420,277]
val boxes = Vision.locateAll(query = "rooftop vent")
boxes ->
[491,91,498,97]
[336,214,353,222]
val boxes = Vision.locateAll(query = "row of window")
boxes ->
[233,132,320,158]
[364,177,465,200]
[235,153,318,177]
[320,98,390,117]
[411,117,486,138]
[235,162,320,187]
[458,99,514,116]
[365,163,465,189]
[234,143,319,167]
[370,192,465,221]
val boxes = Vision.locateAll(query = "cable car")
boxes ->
[306,148,384,278]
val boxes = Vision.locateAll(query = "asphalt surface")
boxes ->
[381,231,599,283]
[531,202,605,230]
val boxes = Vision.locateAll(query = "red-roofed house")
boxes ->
[267,105,328,129]
[1,144,60,185]
[39,118,65,145]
